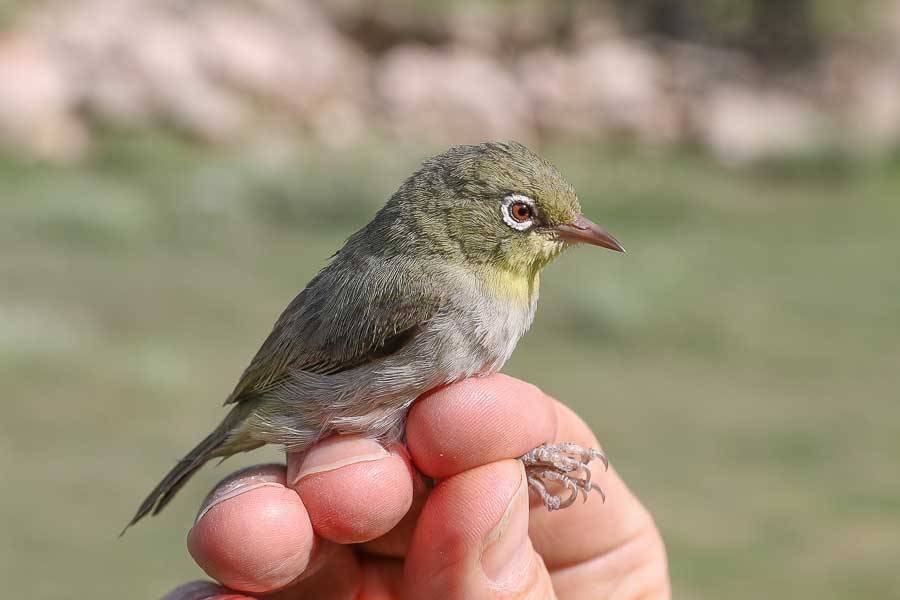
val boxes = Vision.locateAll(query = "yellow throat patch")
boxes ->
[480,265,540,308]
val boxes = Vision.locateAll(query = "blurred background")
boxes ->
[1,1,899,598]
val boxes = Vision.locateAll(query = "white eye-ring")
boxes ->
[500,194,536,231]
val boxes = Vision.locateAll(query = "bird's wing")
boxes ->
[224,256,443,405]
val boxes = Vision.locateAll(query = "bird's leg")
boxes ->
[520,442,609,511]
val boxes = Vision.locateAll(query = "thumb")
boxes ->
[402,459,556,599]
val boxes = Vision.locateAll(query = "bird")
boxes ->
[125,141,624,531]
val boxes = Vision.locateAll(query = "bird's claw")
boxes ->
[520,442,609,511]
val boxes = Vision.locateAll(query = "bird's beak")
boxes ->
[554,214,625,253]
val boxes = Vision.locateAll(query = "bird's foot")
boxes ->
[520,442,609,511]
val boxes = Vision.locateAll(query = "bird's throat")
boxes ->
[478,265,540,308]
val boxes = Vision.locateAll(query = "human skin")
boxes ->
[163,374,671,599]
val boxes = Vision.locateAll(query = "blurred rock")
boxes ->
[520,40,678,144]
[0,33,88,160]
[698,86,826,164]
[0,0,898,162]
[572,40,676,142]
[310,99,368,149]
[846,67,900,151]
[40,0,247,142]
[196,2,369,126]
[517,48,580,136]
[446,3,503,53]
[376,45,531,144]
[820,49,900,152]
[133,17,248,142]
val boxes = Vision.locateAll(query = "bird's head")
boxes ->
[402,141,624,277]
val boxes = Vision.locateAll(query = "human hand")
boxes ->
[163,374,670,599]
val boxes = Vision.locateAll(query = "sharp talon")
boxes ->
[598,452,610,471]
[521,442,610,511]
[559,480,578,509]
[586,448,609,471]
[591,482,607,503]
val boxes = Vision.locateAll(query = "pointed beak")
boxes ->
[554,214,625,253]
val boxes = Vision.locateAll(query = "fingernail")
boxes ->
[288,435,390,486]
[481,462,532,587]
[194,465,285,526]
[161,581,237,600]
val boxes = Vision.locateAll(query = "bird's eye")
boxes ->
[510,201,533,223]
[501,194,536,231]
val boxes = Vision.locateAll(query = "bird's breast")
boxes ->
[438,266,539,376]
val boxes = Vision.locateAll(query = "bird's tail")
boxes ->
[121,404,261,534]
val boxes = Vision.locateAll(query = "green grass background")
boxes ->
[2,135,899,599]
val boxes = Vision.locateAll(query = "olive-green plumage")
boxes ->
[126,141,623,530]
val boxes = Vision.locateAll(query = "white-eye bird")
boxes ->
[126,141,624,531]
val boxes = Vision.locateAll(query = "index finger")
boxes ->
[406,373,659,570]
[406,374,558,478]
